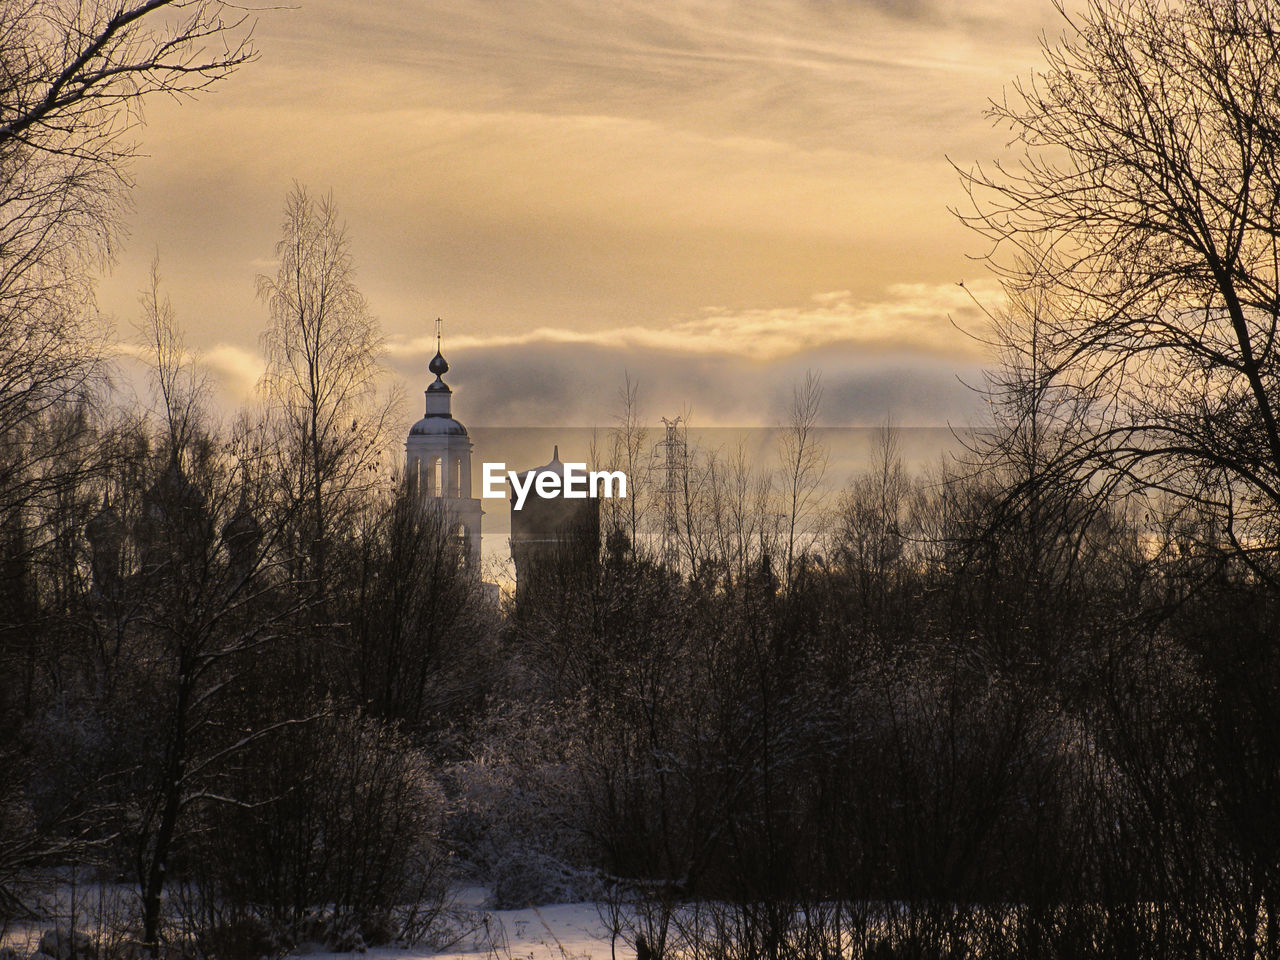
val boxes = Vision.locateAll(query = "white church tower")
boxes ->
[405,322,482,567]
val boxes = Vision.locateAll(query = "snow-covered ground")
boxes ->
[374,894,622,960]
[1,886,631,960]
[380,887,626,960]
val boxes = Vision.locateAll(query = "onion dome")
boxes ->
[86,493,123,549]
[414,323,463,426]
[143,456,204,522]
[221,490,261,546]
[427,319,451,392]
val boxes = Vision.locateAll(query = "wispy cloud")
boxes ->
[91,0,1054,430]
[110,341,264,411]
[202,345,266,404]
[387,281,996,362]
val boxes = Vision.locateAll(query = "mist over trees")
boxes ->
[4,0,1280,959]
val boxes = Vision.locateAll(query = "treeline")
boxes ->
[0,214,497,954]
[3,364,1276,960]
[497,413,1280,960]
[0,1,497,944]
[6,0,1280,958]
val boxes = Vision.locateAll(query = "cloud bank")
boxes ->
[385,282,998,426]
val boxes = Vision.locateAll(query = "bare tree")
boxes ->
[778,370,826,585]
[0,1,254,153]
[0,2,256,740]
[348,487,482,729]
[604,373,650,554]
[257,184,393,585]
[0,0,254,473]
[833,423,915,626]
[956,4,1280,949]
[958,0,1280,578]
[707,440,776,585]
[138,255,208,455]
[121,268,305,957]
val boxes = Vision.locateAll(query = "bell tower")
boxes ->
[405,320,482,567]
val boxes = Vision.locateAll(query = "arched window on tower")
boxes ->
[431,456,443,497]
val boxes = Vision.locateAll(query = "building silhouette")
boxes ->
[509,445,600,604]
[404,330,482,568]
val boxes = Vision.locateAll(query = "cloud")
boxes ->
[108,341,264,413]
[387,280,996,363]
[202,344,266,405]
[391,339,987,428]
[89,0,1054,432]
[388,282,998,427]
[255,0,1053,162]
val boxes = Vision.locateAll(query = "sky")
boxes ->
[95,0,1066,429]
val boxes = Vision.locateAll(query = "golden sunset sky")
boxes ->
[95,0,1064,426]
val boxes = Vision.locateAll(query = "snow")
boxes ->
[0,887,631,960]
[385,888,624,960]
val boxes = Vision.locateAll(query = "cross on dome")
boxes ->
[429,317,449,378]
